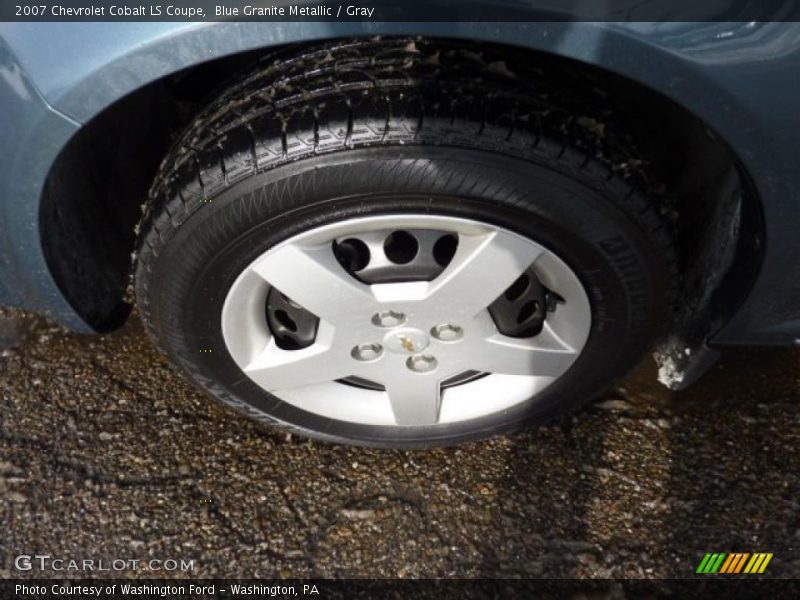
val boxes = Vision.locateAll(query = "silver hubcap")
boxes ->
[221,215,591,427]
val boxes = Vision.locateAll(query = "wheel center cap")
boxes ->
[383,327,430,354]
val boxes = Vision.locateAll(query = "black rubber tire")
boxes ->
[135,39,676,448]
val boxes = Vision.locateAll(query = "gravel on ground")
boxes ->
[1,307,798,579]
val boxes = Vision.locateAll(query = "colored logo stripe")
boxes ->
[697,552,772,574]
[744,553,773,574]
[719,553,749,573]
[697,553,726,573]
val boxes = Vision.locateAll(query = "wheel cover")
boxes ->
[221,214,591,426]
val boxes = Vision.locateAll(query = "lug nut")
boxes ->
[431,323,464,342]
[406,354,438,373]
[351,343,383,362]
[372,310,406,328]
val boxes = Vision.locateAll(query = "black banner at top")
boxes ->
[3,0,800,22]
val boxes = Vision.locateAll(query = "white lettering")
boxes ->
[347,6,375,17]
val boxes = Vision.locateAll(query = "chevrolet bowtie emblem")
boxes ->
[398,335,416,352]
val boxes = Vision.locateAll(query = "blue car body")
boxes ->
[1,18,799,349]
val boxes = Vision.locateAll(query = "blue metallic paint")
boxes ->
[0,20,798,344]
[0,36,85,329]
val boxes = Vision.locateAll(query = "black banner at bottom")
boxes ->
[3,579,800,600]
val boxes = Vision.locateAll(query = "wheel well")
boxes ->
[39,36,763,340]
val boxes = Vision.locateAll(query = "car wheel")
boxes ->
[135,40,675,447]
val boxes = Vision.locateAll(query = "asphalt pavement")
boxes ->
[1,307,799,579]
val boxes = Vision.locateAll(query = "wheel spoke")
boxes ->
[244,336,349,390]
[250,243,375,324]
[427,230,542,319]
[383,372,443,426]
[470,325,578,378]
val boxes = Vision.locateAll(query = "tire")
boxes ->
[135,39,676,448]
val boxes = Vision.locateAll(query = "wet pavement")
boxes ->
[0,306,799,579]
